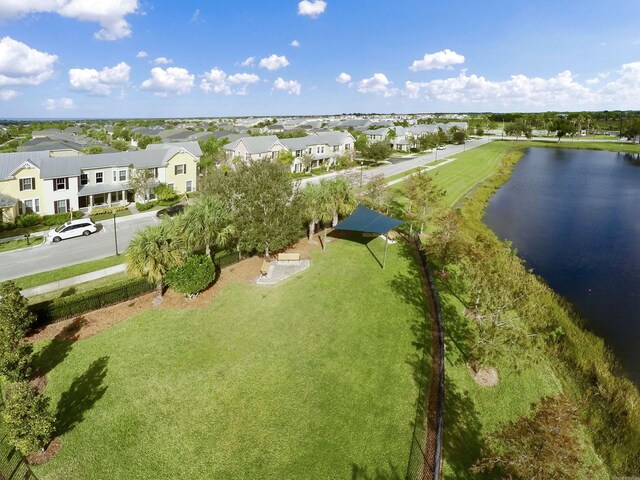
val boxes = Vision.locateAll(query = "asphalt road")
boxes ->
[0,213,157,282]
[0,138,490,281]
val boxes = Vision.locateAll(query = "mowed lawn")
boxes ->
[33,238,424,480]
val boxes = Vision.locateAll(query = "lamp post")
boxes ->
[112,210,119,256]
[360,160,363,187]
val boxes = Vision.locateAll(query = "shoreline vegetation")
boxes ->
[428,141,639,476]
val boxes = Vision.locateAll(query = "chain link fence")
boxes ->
[405,235,445,480]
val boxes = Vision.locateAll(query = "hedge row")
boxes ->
[29,277,154,327]
[89,205,129,216]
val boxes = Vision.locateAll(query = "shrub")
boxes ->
[16,214,41,228]
[29,278,154,326]
[154,183,177,202]
[166,255,216,296]
[135,201,158,211]
[42,211,83,226]
[0,222,17,232]
[2,381,54,455]
[89,205,128,216]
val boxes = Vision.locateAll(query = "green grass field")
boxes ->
[13,255,125,290]
[27,272,130,305]
[0,235,45,253]
[33,237,423,480]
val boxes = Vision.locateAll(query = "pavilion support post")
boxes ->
[383,234,389,269]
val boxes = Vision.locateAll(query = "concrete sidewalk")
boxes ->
[21,264,127,298]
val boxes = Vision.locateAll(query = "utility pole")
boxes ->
[113,211,119,256]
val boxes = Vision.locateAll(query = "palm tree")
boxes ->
[126,222,182,297]
[299,183,324,241]
[174,195,235,257]
[324,176,356,227]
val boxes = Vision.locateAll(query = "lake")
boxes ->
[483,147,640,385]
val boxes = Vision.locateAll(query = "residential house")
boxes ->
[223,135,287,163]
[281,131,355,173]
[363,128,390,144]
[0,142,201,219]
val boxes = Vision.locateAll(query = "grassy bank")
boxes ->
[420,141,639,477]
[13,255,126,290]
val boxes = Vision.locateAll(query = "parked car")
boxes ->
[47,218,98,243]
[156,204,185,218]
[436,145,446,150]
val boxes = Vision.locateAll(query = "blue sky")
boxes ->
[1,0,640,118]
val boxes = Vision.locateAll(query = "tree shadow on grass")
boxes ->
[351,462,403,480]
[31,316,88,376]
[55,356,109,436]
[443,373,484,479]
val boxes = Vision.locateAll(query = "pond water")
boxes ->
[483,147,640,384]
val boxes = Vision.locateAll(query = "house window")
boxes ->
[80,173,88,185]
[167,183,175,191]
[113,171,117,182]
[22,199,40,214]
[186,180,193,193]
[54,178,69,191]
[174,164,186,175]
[96,172,103,183]
[119,170,127,181]
[19,177,35,191]
[54,199,69,214]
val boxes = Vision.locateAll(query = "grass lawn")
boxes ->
[0,235,45,253]
[33,237,423,480]
[27,272,131,305]
[0,224,49,240]
[13,256,126,290]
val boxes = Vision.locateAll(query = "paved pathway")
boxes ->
[21,264,127,298]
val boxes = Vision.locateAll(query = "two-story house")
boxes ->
[222,136,287,163]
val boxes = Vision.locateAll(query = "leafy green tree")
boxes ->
[126,223,182,297]
[450,127,468,144]
[424,209,462,272]
[277,149,295,167]
[299,182,325,240]
[174,195,234,257]
[111,139,129,152]
[2,381,54,455]
[300,152,314,173]
[551,117,577,142]
[137,135,162,149]
[234,160,302,258]
[128,167,157,202]
[354,131,368,153]
[403,171,446,234]
[0,282,34,381]
[362,174,391,213]
[322,177,356,226]
[81,145,103,155]
[364,141,391,161]
[472,395,594,479]
[621,119,640,143]
[198,136,229,170]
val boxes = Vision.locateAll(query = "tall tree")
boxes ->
[175,195,234,257]
[234,160,302,258]
[322,177,357,227]
[0,282,34,381]
[128,167,158,203]
[299,182,324,240]
[403,171,446,234]
[126,222,182,297]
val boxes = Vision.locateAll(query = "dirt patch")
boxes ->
[27,239,322,343]
[29,374,48,394]
[470,365,500,387]
[27,437,61,465]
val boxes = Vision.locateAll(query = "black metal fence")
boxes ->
[214,250,242,269]
[29,278,154,327]
[405,235,445,480]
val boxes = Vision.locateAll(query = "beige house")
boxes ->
[0,142,201,220]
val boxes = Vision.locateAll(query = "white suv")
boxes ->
[47,218,98,243]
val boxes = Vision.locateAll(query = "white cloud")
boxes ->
[599,62,640,105]
[0,89,19,101]
[191,8,200,23]
[336,72,351,84]
[0,37,58,86]
[273,77,301,95]
[200,68,260,95]
[409,49,465,71]
[153,56,172,65]
[0,0,140,40]
[297,0,326,18]
[259,54,289,71]
[240,56,255,67]
[69,61,130,96]
[402,70,596,108]
[290,40,300,47]
[44,97,75,110]
[136,50,148,58]
[357,73,397,96]
[140,67,194,97]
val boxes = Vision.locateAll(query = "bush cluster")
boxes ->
[135,201,157,211]
[165,255,216,296]
[29,278,154,325]
[9,211,84,230]
[89,205,129,216]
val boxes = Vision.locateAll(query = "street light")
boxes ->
[360,160,363,187]
[112,210,119,256]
